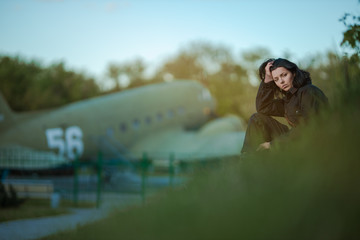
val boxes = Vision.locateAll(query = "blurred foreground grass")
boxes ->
[43,87,360,240]
[0,199,95,222]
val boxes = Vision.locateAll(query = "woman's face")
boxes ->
[271,67,294,92]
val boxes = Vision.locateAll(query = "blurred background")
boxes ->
[1,2,360,239]
[1,0,359,121]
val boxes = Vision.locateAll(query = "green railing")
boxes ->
[1,149,227,209]
[71,150,224,208]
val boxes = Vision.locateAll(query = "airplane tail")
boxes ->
[0,92,15,126]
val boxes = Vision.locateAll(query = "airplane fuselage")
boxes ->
[0,80,215,162]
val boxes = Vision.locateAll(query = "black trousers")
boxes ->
[241,113,289,153]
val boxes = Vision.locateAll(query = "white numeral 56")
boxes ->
[45,126,84,160]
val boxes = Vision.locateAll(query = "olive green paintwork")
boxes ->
[0,80,245,169]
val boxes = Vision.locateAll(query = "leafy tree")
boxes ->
[158,52,204,81]
[241,47,273,85]
[154,41,256,119]
[207,61,256,119]
[0,56,41,111]
[0,55,100,111]
[107,63,122,91]
[105,58,147,91]
[339,6,360,91]
[340,12,360,58]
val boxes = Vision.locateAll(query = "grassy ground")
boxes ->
[42,85,360,240]
[0,199,70,222]
[0,199,95,223]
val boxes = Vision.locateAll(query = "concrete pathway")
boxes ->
[0,194,142,240]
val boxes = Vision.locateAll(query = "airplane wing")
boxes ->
[129,115,245,163]
[0,144,69,169]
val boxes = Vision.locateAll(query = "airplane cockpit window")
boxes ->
[133,119,140,129]
[157,113,163,122]
[119,123,127,132]
[167,110,174,119]
[198,89,212,101]
[145,116,152,125]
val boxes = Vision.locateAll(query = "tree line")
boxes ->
[0,57,100,111]
[1,11,359,120]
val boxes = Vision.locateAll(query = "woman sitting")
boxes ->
[241,58,328,153]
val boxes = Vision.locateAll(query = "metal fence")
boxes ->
[1,151,226,209]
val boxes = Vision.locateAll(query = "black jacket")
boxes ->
[256,81,328,127]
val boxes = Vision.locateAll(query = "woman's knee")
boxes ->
[248,113,270,125]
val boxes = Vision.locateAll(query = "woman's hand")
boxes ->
[256,142,271,151]
[264,61,273,83]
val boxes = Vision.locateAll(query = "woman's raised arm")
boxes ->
[256,81,285,116]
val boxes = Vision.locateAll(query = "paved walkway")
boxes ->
[0,194,142,240]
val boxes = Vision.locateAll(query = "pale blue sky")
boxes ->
[0,0,359,81]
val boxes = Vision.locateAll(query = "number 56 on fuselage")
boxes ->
[0,80,245,169]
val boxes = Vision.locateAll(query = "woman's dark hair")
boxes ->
[270,58,312,88]
[258,58,275,81]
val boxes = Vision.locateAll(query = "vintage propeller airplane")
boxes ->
[0,80,245,170]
